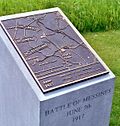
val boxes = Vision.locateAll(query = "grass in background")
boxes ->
[0,0,120,32]
[83,30,120,126]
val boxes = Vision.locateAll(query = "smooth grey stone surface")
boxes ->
[0,8,115,126]
[0,35,39,126]
[41,79,114,126]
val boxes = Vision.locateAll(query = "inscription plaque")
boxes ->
[1,11,108,92]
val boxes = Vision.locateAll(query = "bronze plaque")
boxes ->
[1,11,108,92]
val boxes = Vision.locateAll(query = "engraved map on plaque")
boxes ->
[1,11,108,92]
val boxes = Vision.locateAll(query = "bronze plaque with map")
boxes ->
[1,11,108,92]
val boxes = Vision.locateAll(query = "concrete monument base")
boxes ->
[0,8,115,126]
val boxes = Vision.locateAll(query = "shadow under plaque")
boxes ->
[1,10,108,93]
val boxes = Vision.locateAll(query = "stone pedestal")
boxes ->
[0,8,115,126]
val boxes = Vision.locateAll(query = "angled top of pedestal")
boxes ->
[0,8,109,93]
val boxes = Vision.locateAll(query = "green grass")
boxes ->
[0,0,120,32]
[83,30,120,126]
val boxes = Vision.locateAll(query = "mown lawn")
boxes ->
[83,30,120,126]
[0,0,120,32]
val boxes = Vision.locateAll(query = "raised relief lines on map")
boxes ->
[2,11,108,92]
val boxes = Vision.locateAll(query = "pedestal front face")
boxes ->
[40,78,114,126]
[1,9,108,93]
